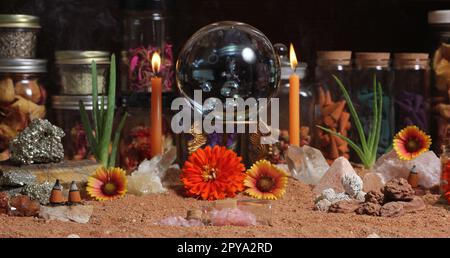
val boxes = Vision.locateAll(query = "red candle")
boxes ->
[150,52,163,156]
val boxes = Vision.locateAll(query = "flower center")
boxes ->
[103,182,117,195]
[256,176,275,192]
[406,139,420,152]
[202,165,217,181]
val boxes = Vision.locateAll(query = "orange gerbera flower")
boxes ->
[393,126,431,161]
[87,167,127,201]
[181,145,245,201]
[244,159,288,200]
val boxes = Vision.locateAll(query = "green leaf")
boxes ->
[91,60,99,139]
[367,76,377,150]
[332,75,368,153]
[108,112,129,168]
[79,100,98,160]
[371,82,383,162]
[99,54,117,167]
[316,125,369,166]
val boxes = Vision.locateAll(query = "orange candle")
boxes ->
[150,52,163,156]
[289,43,300,146]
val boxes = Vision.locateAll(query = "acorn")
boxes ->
[68,181,82,204]
[49,180,64,205]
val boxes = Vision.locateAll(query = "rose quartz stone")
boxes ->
[158,216,204,227]
[210,208,257,226]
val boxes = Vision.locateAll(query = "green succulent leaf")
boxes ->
[318,75,384,169]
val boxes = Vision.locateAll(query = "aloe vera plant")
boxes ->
[317,75,383,169]
[79,54,128,168]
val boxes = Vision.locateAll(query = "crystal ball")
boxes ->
[176,21,281,117]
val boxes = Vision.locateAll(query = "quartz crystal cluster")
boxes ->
[286,145,329,185]
[127,147,177,195]
[365,150,441,190]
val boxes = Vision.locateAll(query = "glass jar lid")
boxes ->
[428,10,450,24]
[0,59,47,73]
[0,14,40,28]
[55,51,111,65]
[51,95,108,110]
[316,51,352,66]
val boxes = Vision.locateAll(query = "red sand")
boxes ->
[0,179,449,238]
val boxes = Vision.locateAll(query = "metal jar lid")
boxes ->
[0,14,41,28]
[0,59,47,73]
[55,51,111,65]
[52,95,108,110]
[428,10,450,24]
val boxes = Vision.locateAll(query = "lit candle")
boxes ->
[150,52,163,156]
[289,43,300,146]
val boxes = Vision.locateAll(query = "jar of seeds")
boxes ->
[0,15,40,58]
[55,51,110,95]
[0,58,47,159]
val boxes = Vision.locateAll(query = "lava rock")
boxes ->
[380,202,405,217]
[365,190,385,205]
[398,196,427,213]
[8,195,40,217]
[9,119,65,165]
[356,202,381,216]
[383,178,415,202]
[328,200,361,214]
[0,192,9,214]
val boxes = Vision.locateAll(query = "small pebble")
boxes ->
[366,233,381,238]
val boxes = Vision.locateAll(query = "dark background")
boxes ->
[0,0,449,91]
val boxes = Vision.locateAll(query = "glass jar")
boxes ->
[428,10,450,152]
[55,51,110,95]
[118,94,174,173]
[51,95,106,161]
[120,0,174,93]
[353,52,394,158]
[0,59,47,159]
[393,53,430,132]
[0,15,40,58]
[313,51,352,163]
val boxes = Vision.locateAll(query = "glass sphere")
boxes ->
[176,21,281,118]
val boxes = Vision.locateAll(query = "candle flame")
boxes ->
[289,43,298,71]
[151,52,161,73]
